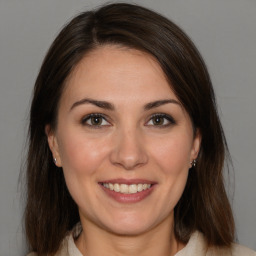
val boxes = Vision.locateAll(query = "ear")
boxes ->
[190,129,202,164]
[45,124,62,167]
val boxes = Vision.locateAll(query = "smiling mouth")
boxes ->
[100,183,152,194]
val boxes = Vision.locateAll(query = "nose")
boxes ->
[110,128,148,170]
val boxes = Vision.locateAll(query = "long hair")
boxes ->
[25,3,234,255]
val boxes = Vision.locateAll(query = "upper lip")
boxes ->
[99,178,156,185]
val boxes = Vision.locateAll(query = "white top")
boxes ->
[28,224,256,256]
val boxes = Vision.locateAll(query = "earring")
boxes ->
[190,159,197,168]
[53,157,57,165]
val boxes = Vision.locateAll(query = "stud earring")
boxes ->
[53,157,57,165]
[190,159,197,168]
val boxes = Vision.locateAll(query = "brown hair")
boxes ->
[25,3,234,255]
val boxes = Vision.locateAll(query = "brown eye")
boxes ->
[152,116,165,125]
[82,114,110,127]
[91,116,103,125]
[146,114,176,127]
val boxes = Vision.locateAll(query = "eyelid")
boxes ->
[81,113,111,127]
[80,112,176,128]
[145,113,176,127]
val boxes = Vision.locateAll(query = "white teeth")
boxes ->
[137,184,143,192]
[102,183,152,194]
[104,183,109,189]
[142,184,148,190]
[129,184,137,194]
[114,183,120,192]
[120,184,129,193]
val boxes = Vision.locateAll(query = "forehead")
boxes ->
[62,45,178,106]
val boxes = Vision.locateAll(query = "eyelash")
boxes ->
[81,113,111,128]
[81,113,176,128]
[146,113,176,127]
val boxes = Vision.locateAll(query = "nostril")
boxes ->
[109,131,149,170]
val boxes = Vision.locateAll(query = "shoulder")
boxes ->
[26,235,70,256]
[205,237,256,256]
[177,231,256,256]
[230,243,256,256]
[206,244,256,256]
[206,238,256,256]
[26,237,70,256]
[26,224,82,256]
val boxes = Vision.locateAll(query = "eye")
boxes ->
[81,114,110,127]
[146,114,176,127]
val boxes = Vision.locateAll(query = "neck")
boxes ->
[76,214,185,256]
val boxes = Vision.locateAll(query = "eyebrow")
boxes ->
[144,99,180,110]
[70,98,180,111]
[70,98,115,111]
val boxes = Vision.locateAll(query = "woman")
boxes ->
[25,3,255,256]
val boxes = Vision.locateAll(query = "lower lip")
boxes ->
[100,185,155,203]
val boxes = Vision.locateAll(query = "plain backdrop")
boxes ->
[0,0,255,255]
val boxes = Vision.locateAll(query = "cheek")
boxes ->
[153,135,192,208]
[56,130,112,208]
[150,134,192,174]
[57,129,110,176]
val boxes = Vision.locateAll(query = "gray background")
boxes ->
[0,0,255,255]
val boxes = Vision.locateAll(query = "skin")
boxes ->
[46,45,201,256]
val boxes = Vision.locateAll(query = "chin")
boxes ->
[98,211,166,236]
[105,222,154,236]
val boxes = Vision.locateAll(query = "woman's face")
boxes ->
[47,45,201,236]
